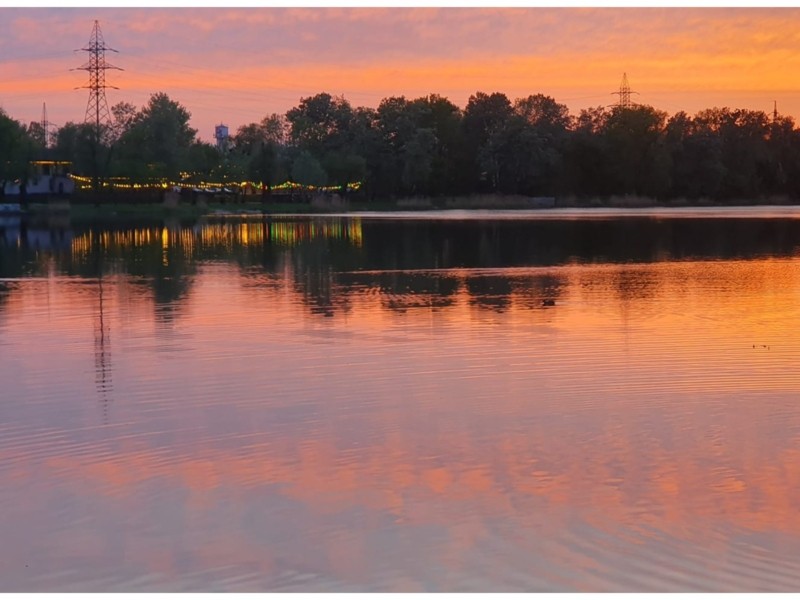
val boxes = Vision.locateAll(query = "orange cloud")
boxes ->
[4,8,800,138]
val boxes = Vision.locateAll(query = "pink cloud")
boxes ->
[3,7,800,141]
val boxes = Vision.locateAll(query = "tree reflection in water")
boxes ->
[2,213,800,320]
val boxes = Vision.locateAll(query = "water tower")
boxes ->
[215,124,229,151]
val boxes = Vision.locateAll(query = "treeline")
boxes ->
[2,90,800,201]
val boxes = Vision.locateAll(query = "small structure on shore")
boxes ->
[2,161,75,199]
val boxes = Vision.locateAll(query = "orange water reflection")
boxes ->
[2,219,800,591]
[22,429,800,537]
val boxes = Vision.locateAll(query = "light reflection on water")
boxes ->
[1,212,800,591]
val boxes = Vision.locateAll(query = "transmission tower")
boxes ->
[612,72,639,109]
[72,20,122,139]
[40,102,49,148]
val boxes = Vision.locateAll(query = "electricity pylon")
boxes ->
[41,102,49,148]
[612,72,639,109]
[72,20,122,141]
[72,20,122,195]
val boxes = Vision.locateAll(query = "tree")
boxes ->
[286,93,354,158]
[110,101,138,143]
[375,96,417,194]
[602,104,670,197]
[563,106,612,198]
[260,113,289,146]
[372,95,463,196]
[116,92,197,181]
[233,114,287,155]
[0,110,35,200]
[463,92,514,144]
[231,113,290,194]
[26,121,48,153]
[401,128,436,193]
[233,121,263,156]
[512,94,572,195]
[462,92,514,191]
[410,95,464,195]
[665,111,724,199]
[4,87,798,204]
[247,141,287,195]
[692,107,774,199]
[514,94,572,133]
[348,107,386,199]
[291,150,327,188]
[286,93,371,196]
[767,114,800,197]
[211,153,247,186]
[483,114,545,195]
[185,141,220,184]
[323,151,366,195]
[52,122,98,175]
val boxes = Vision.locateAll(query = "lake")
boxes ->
[2,208,800,592]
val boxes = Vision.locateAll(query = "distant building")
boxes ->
[2,161,75,198]
[215,124,230,152]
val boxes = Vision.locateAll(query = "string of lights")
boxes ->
[68,173,362,194]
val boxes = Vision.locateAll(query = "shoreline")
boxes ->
[4,193,799,223]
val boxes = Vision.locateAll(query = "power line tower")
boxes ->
[612,72,639,109]
[72,20,122,140]
[72,20,122,196]
[40,102,49,149]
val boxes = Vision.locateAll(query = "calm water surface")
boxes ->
[2,209,800,591]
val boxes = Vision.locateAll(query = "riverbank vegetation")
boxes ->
[3,89,800,205]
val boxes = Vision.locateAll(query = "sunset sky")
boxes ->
[3,6,800,142]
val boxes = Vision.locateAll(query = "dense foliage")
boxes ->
[3,90,800,201]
